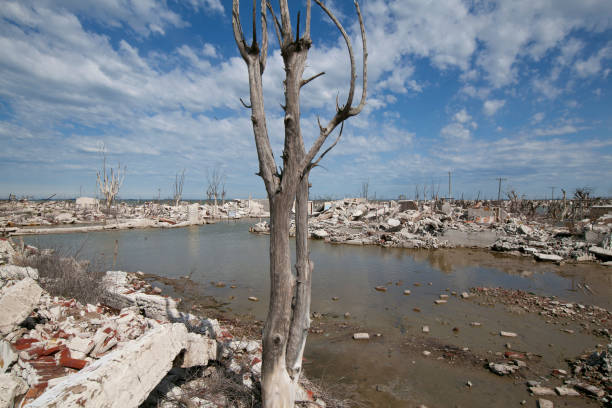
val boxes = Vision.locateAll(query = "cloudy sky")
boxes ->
[1,0,611,200]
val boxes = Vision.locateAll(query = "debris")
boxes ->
[0,277,43,335]
[353,333,369,340]
[537,399,553,408]
[529,386,556,396]
[500,331,517,338]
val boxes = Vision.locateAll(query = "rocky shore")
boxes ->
[0,240,323,408]
[0,199,269,237]
[250,198,612,265]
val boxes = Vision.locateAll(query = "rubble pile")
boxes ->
[0,199,269,236]
[249,198,612,264]
[469,287,611,330]
[0,241,321,408]
[470,286,612,405]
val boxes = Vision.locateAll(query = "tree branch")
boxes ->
[349,0,367,116]
[232,1,249,60]
[240,97,252,109]
[279,0,292,45]
[304,0,311,40]
[266,2,282,49]
[314,0,355,112]
[300,0,368,174]
[260,0,268,72]
[309,121,344,171]
[301,71,325,87]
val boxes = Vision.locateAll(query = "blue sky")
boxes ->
[1,0,611,200]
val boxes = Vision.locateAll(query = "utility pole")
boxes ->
[496,177,507,203]
[448,171,452,201]
[549,186,555,200]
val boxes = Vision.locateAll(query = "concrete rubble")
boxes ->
[0,240,323,408]
[0,198,270,237]
[246,197,612,265]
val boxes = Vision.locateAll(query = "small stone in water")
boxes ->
[375,286,387,292]
[403,290,411,295]
[353,333,369,340]
[248,296,259,302]
[422,351,431,356]
[500,331,517,337]
[466,380,472,387]
[422,326,430,333]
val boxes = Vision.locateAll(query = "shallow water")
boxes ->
[24,221,611,407]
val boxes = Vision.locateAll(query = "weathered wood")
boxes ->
[231,1,367,406]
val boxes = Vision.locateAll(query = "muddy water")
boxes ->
[24,221,611,407]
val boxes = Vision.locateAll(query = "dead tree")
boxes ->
[361,180,369,200]
[232,0,367,406]
[173,169,185,207]
[96,145,125,213]
[206,168,224,215]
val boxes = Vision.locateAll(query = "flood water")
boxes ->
[24,221,611,407]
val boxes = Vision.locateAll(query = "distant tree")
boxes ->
[206,168,224,214]
[361,179,369,200]
[173,169,185,206]
[96,144,125,213]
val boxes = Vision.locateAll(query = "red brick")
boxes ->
[59,349,87,370]
[13,338,40,350]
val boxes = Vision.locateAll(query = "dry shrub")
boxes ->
[15,244,105,305]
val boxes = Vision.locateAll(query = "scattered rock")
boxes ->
[353,333,369,340]
[554,386,579,396]
[529,386,556,396]
[489,362,519,376]
[537,399,553,408]
[500,331,517,338]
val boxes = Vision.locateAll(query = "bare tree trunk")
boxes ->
[232,1,367,406]
[262,196,294,406]
[286,174,312,382]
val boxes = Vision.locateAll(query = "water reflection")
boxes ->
[23,221,611,312]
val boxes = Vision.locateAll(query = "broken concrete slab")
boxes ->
[25,323,189,408]
[529,386,556,396]
[537,399,553,408]
[534,253,563,262]
[0,373,28,408]
[555,386,579,396]
[0,278,43,335]
[0,265,39,281]
[181,333,217,368]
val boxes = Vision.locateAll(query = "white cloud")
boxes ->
[453,109,471,124]
[574,42,612,77]
[441,123,471,142]
[483,99,505,116]
[534,125,582,136]
[531,112,545,124]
